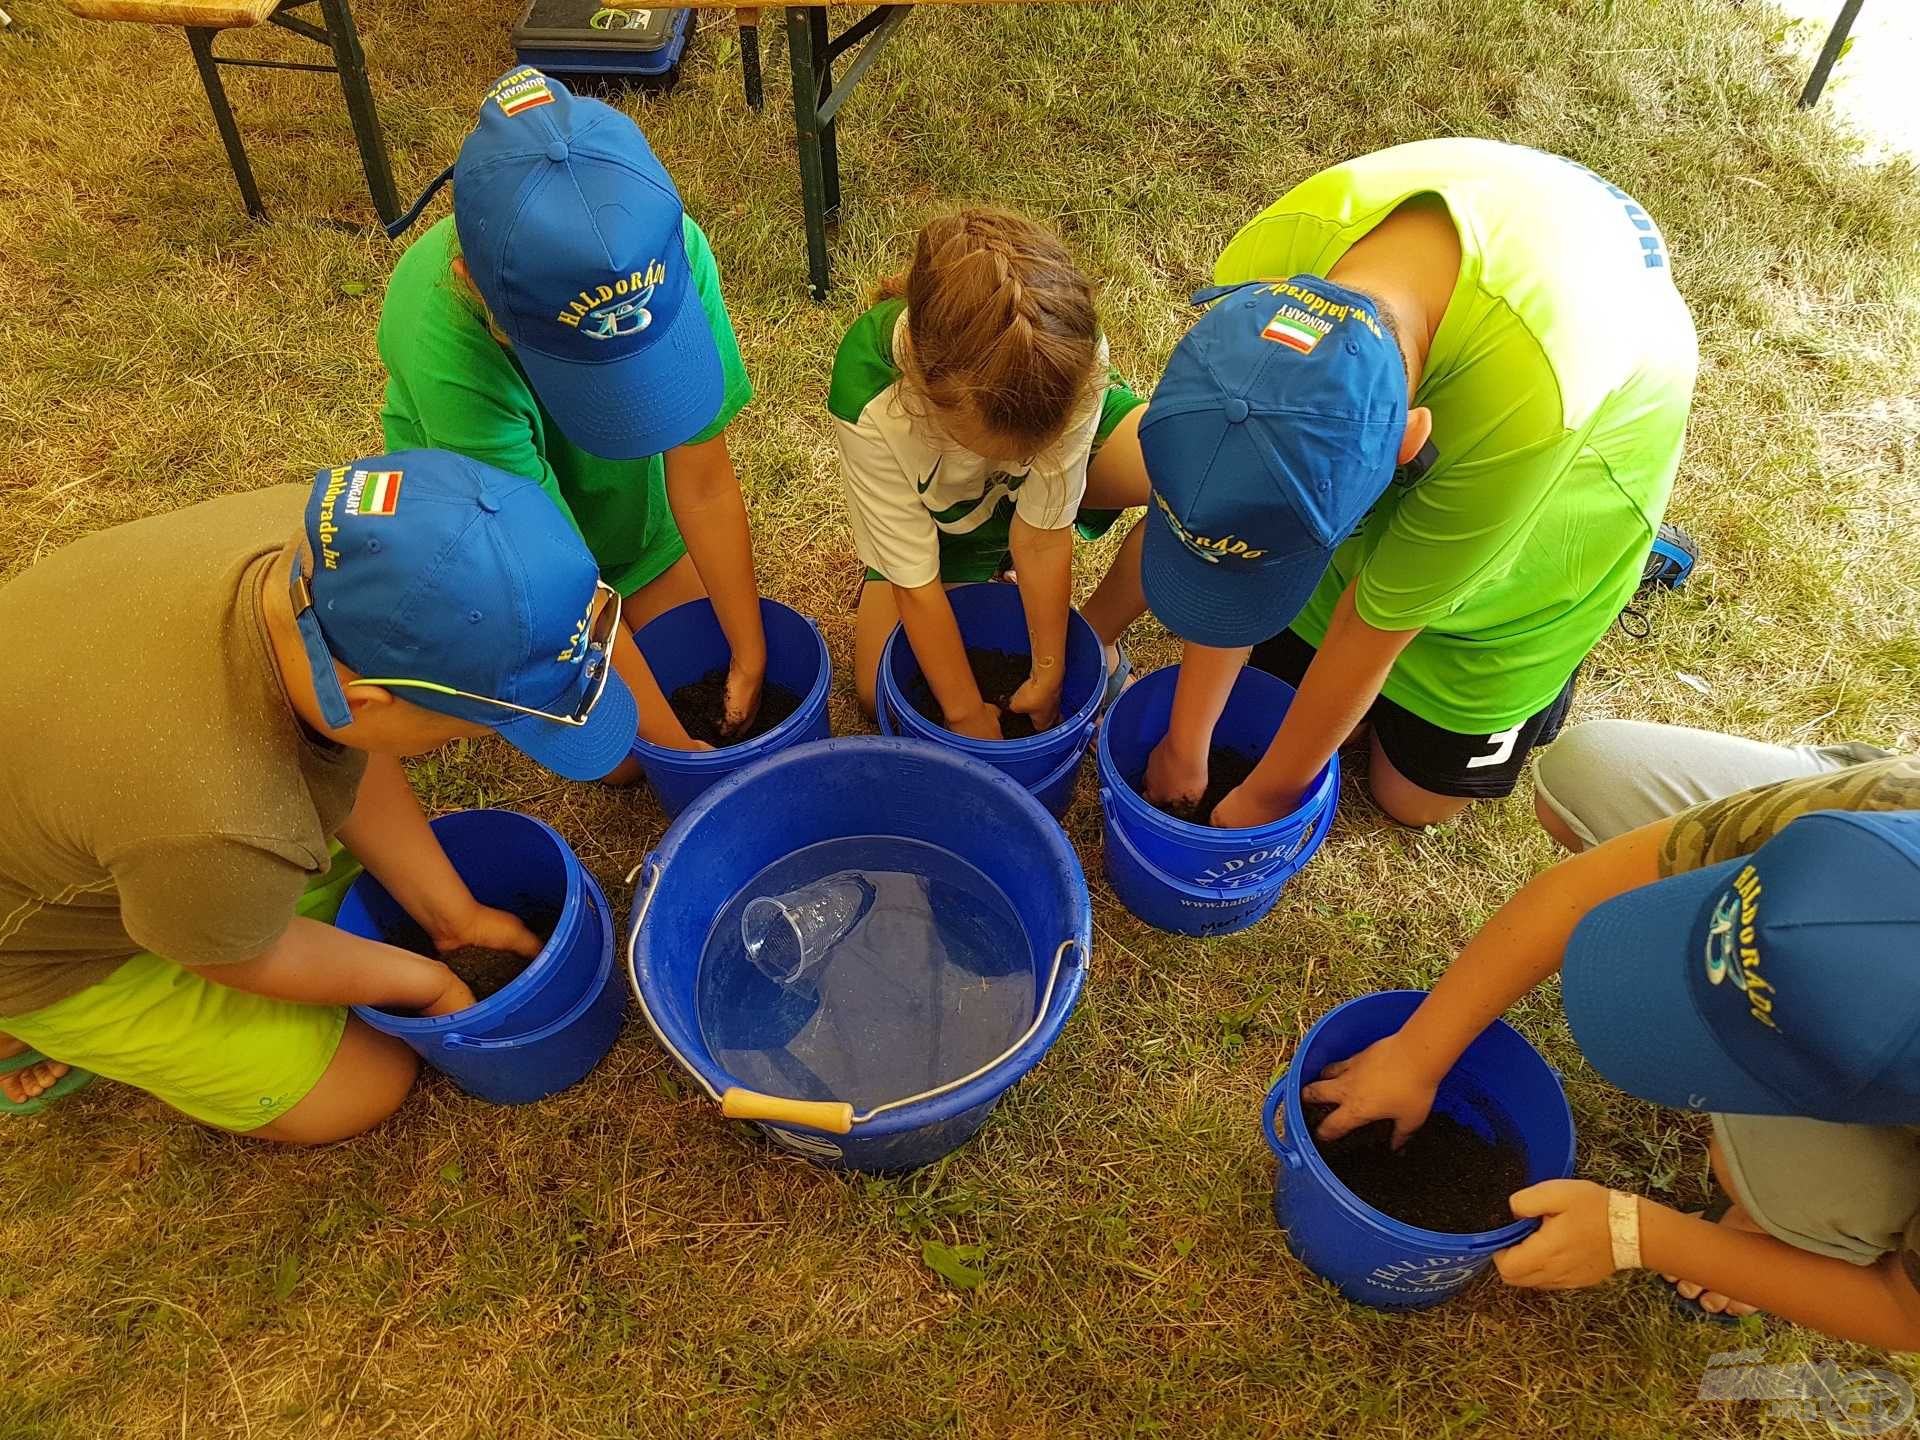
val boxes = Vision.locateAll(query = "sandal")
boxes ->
[1662,1191,1758,1327]
[0,1048,94,1117]
[1099,637,1134,714]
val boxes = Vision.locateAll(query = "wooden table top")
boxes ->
[61,0,276,27]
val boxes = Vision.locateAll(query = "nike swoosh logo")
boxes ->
[916,457,942,495]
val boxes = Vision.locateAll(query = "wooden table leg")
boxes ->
[785,5,832,300]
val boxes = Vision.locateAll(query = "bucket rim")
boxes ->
[436,874,617,1052]
[1096,664,1338,843]
[628,736,1094,1135]
[345,809,593,1036]
[628,596,833,768]
[1267,989,1575,1251]
[875,584,1106,758]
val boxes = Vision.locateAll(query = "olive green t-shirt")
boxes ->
[0,486,366,1017]
[377,215,752,597]
[1216,139,1699,732]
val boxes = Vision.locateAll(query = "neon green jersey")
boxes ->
[1216,139,1698,732]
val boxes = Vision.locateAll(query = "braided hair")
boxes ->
[879,207,1102,454]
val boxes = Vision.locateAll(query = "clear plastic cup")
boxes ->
[740,872,876,986]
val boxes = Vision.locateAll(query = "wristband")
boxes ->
[1607,1189,1642,1271]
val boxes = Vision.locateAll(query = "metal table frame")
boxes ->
[779,5,913,300]
[1798,0,1866,109]
[188,0,399,225]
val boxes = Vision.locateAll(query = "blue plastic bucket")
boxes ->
[1101,790,1334,937]
[1096,665,1337,933]
[628,736,1091,1172]
[337,810,626,1105]
[629,597,833,818]
[874,583,1102,816]
[1263,990,1577,1309]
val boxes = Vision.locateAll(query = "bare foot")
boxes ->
[1662,1200,1764,1318]
[0,1033,70,1106]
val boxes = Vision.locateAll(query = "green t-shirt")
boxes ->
[378,215,752,596]
[1216,139,1699,732]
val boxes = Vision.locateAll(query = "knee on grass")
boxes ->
[1530,720,1637,851]
[250,1021,419,1146]
[1366,746,1473,829]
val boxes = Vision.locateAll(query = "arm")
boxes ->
[186,918,473,1016]
[1496,1181,1920,1351]
[1213,578,1418,827]
[1007,514,1073,730]
[895,580,1000,741]
[611,622,706,752]
[1305,815,1673,1141]
[1144,642,1250,807]
[663,430,766,734]
[335,754,544,959]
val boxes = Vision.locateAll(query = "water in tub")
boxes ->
[696,837,1034,1112]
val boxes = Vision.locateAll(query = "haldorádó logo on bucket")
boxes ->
[292,449,638,783]
[1136,275,1409,648]
[1562,810,1920,1124]
[452,69,723,461]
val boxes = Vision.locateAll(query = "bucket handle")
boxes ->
[721,935,1082,1132]
[1261,1075,1304,1172]
[626,882,1084,1136]
[719,1089,856,1134]
[623,856,726,1107]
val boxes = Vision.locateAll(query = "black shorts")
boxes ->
[1249,630,1578,800]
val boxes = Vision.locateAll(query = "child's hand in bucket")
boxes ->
[421,968,480,1018]
[1009,674,1062,732]
[1209,783,1275,830]
[1145,733,1208,810]
[1301,1032,1440,1146]
[948,701,1005,743]
[438,904,544,962]
[721,660,765,739]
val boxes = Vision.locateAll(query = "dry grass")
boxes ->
[2,0,1919,1435]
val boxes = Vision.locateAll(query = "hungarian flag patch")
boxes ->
[350,469,402,517]
[1261,307,1331,355]
[493,71,554,117]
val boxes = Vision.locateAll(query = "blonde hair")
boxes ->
[878,207,1102,454]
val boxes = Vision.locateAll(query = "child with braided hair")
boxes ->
[831,207,1153,739]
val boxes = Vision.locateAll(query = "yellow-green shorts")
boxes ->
[0,850,365,1132]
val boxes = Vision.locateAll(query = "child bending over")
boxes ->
[832,207,1153,740]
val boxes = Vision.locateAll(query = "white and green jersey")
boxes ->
[829,300,1137,588]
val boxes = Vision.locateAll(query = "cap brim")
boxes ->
[1140,505,1323,649]
[516,286,727,461]
[1562,855,1787,1115]
[489,669,639,782]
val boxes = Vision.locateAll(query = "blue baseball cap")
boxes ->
[451,68,723,460]
[293,449,638,783]
[1563,810,1920,1124]
[1138,277,1409,647]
